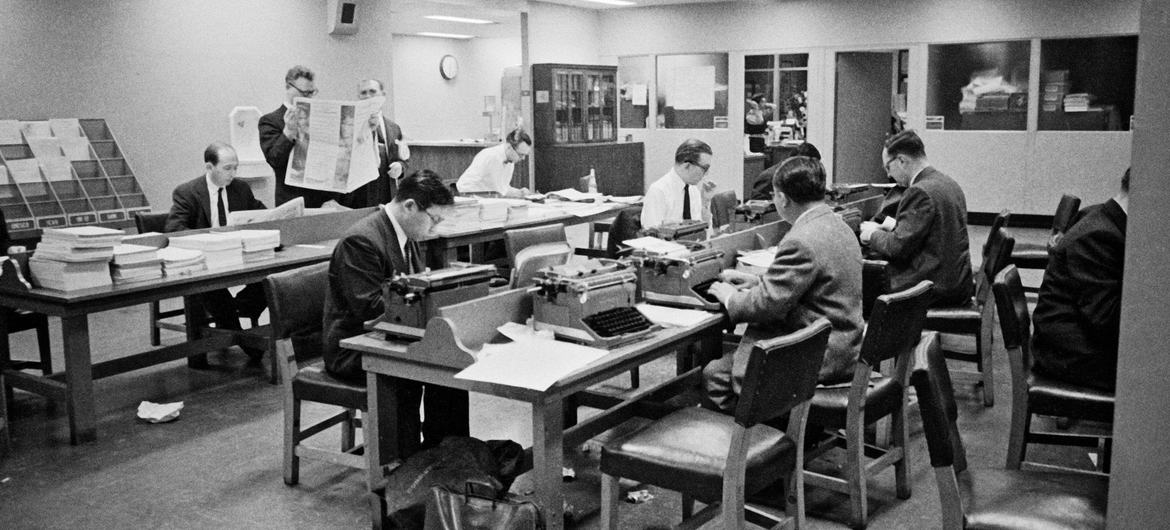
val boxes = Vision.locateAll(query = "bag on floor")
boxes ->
[424,482,543,530]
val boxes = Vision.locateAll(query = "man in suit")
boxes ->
[322,170,468,455]
[165,142,267,360]
[704,156,864,411]
[338,79,409,208]
[1032,169,1128,392]
[258,65,337,208]
[641,138,717,228]
[860,129,974,307]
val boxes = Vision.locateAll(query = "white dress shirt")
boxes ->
[640,168,706,228]
[205,174,230,228]
[455,143,515,195]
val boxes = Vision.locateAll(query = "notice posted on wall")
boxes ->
[285,96,383,194]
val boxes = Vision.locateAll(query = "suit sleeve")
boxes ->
[1065,228,1124,333]
[332,234,390,321]
[258,113,295,172]
[867,186,934,260]
[165,186,196,233]
[726,238,817,324]
[242,185,267,211]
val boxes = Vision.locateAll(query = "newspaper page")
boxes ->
[227,196,304,226]
[285,96,382,194]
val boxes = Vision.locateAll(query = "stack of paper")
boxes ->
[237,229,281,263]
[546,188,604,202]
[110,243,163,284]
[156,246,206,276]
[1063,93,1096,112]
[621,236,689,257]
[29,258,112,291]
[29,226,125,290]
[168,232,243,271]
[736,247,777,275]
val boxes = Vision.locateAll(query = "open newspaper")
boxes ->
[227,196,304,226]
[285,96,383,194]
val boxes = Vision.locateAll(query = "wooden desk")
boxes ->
[344,290,723,529]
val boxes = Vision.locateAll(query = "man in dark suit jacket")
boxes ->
[338,79,409,208]
[705,156,864,411]
[1032,169,1128,391]
[165,142,267,359]
[322,170,468,456]
[860,129,974,307]
[258,65,338,208]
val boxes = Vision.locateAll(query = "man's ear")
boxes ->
[401,198,418,212]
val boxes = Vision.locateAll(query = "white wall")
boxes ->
[527,2,605,66]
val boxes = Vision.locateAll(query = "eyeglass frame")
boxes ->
[422,208,444,226]
[883,154,901,173]
[287,83,318,98]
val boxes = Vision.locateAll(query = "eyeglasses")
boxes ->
[883,156,898,172]
[423,208,444,226]
[507,143,529,161]
[287,83,318,97]
[691,161,711,174]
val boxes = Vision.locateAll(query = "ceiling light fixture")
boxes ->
[579,0,636,6]
[424,15,495,25]
[417,31,475,40]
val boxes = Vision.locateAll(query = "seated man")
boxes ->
[1031,168,1128,392]
[165,142,267,360]
[859,129,974,307]
[641,138,717,228]
[704,156,864,411]
[748,141,821,201]
[322,170,469,455]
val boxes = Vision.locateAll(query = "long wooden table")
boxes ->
[343,289,724,530]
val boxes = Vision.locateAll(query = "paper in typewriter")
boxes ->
[454,337,608,391]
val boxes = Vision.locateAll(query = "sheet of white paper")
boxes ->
[0,120,23,144]
[671,65,715,110]
[630,83,648,106]
[136,400,184,423]
[635,303,713,328]
[227,196,304,225]
[286,97,382,193]
[622,236,688,256]
[58,137,92,160]
[606,195,643,204]
[0,167,11,198]
[20,121,53,139]
[454,339,608,391]
[497,321,554,342]
[547,188,603,202]
[40,158,74,182]
[48,118,83,137]
[26,137,63,160]
[5,159,43,184]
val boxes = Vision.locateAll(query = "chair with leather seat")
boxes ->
[135,212,186,346]
[600,318,832,530]
[503,224,572,288]
[804,280,934,529]
[911,330,1108,529]
[922,223,1015,407]
[605,206,643,258]
[1010,194,1081,292]
[265,262,366,485]
[1,206,52,377]
[709,189,738,230]
[861,259,890,320]
[993,265,1114,474]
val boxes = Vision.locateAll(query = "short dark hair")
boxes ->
[394,169,454,209]
[506,128,532,147]
[285,65,314,86]
[203,142,235,165]
[1121,167,1130,193]
[772,156,826,204]
[674,138,713,165]
[793,142,821,160]
[884,129,926,159]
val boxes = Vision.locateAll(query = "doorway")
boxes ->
[834,50,907,184]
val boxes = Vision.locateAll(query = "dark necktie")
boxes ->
[217,187,227,227]
[405,241,420,274]
[682,184,692,220]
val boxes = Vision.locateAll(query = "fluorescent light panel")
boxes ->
[580,0,636,6]
[424,15,495,25]
[417,31,474,39]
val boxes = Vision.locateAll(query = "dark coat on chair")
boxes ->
[867,167,974,306]
[1032,198,1126,391]
[259,104,339,208]
[164,175,266,233]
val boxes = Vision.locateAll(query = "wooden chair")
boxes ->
[1,207,52,377]
[861,259,890,321]
[503,224,572,288]
[135,212,185,346]
[1010,194,1081,292]
[922,223,1015,407]
[265,262,366,485]
[709,189,738,230]
[911,330,1108,529]
[600,318,832,530]
[993,265,1114,474]
[605,206,643,258]
[804,280,934,529]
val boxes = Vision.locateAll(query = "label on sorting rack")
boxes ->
[37,216,67,228]
[126,207,151,218]
[6,218,34,232]
[68,212,98,225]
[99,210,126,222]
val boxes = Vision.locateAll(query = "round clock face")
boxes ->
[440,55,458,80]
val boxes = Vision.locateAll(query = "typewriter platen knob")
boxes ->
[403,292,421,305]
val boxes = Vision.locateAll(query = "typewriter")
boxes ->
[531,259,659,348]
[630,242,724,311]
[734,199,776,222]
[639,219,708,242]
[380,262,497,340]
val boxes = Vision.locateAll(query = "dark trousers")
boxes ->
[190,282,266,330]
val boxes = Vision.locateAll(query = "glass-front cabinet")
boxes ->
[533,64,616,144]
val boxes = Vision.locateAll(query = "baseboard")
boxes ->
[970,212,1052,229]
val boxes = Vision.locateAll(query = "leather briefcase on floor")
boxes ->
[424,483,543,530]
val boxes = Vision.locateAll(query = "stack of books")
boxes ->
[1064,93,1096,112]
[168,232,243,272]
[1041,70,1070,112]
[29,226,125,291]
[237,229,280,263]
[156,247,206,277]
[110,243,163,284]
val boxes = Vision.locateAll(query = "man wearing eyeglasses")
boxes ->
[455,128,532,198]
[259,65,339,208]
[641,138,717,228]
[859,129,973,306]
[323,169,468,455]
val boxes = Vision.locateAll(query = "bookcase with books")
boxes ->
[0,118,150,241]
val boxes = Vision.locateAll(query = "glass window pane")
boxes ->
[778,54,808,69]
[927,41,1031,131]
[618,55,654,129]
[1039,36,1137,131]
[778,70,809,138]
[656,53,729,129]
[745,54,773,70]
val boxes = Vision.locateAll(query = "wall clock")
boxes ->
[440,54,459,80]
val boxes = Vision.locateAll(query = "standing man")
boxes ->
[1031,169,1128,391]
[165,142,267,361]
[641,138,717,228]
[859,130,973,306]
[259,65,337,208]
[322,170,468,455]
[455,128,532,198]
[704,156,863,410]
[340,79,410,207]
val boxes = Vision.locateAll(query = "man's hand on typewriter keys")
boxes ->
[708,269,759,306]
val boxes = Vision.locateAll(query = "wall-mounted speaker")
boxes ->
[327,0,359,36]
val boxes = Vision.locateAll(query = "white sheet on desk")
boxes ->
[635,303,712,328]
[543,201,612,218]
[606,195,642,204]
[455,338,607,391]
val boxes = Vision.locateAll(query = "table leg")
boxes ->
[0,310,12,409]
[183,296,208,369]
[366,370,399,527]
[61,314,96,444]
[532,397,565,530]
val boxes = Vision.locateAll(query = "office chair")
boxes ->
[135,212,185,346]
[600,318,831,530]
[709,189,738,230]
[861,259,890,320]
[1,206,52,378]
[605,206,643,258]
[1010,194,1081,291]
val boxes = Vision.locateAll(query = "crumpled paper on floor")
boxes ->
[137,401,184,423]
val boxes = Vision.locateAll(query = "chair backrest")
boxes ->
[860,280,934,368]
[709,189,738,229]
[992,265,1032,371]
[134,211,170,234]
[910,331,967,529]
[504,223,567,265]
[861,259,890,320]
[511,242,572,288]
[734,317,832,427]
[1048,194,1082,249]
[975,227,1016,299]
[981,210,1011,257]
[606,206,643,258]
[264,261,330,363]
